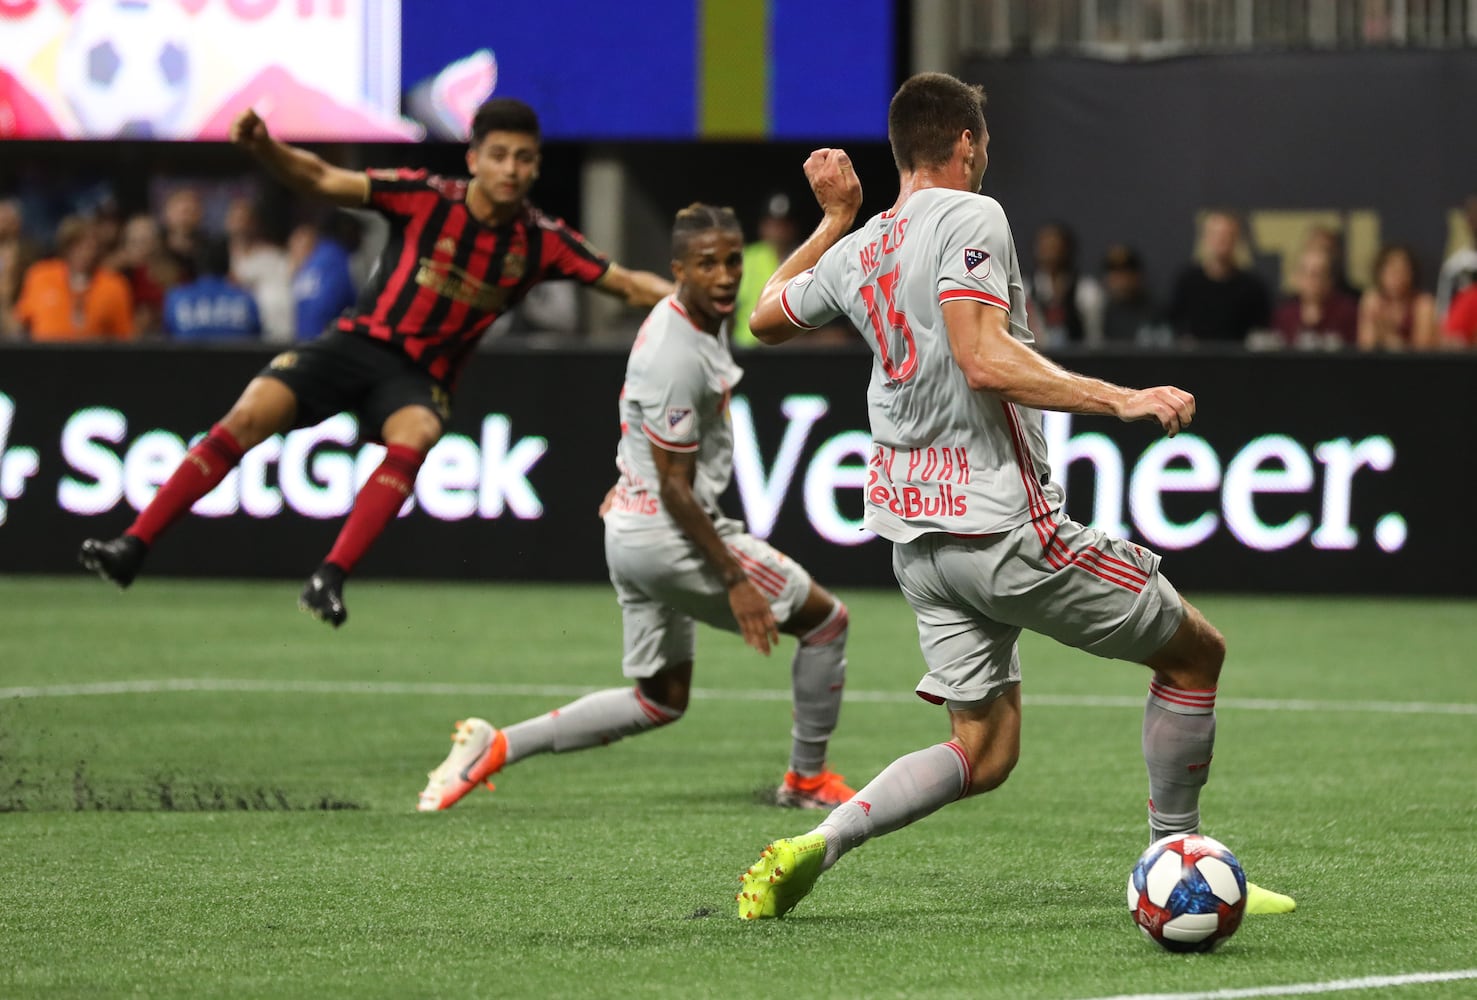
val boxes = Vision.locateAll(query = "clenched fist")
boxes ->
[803,148,863,221]
[229,108,271,153]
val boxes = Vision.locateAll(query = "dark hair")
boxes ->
[470,98,541,147]
[887,72,986,172]
[1038,221,1078,260]
[1374,244,1422,292]
[1102,243,1143,272]
[671,202,742,259]
[194,238,232,279]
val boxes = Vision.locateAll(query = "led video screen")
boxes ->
[0,0,893,141]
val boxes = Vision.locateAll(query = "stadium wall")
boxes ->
[0,345,1470,595]
[961,50,1477,297]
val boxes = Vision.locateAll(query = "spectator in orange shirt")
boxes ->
[14,215,134,341]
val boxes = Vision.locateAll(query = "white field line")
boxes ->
[0,679,1475,716]
[1082,967,1477,1000]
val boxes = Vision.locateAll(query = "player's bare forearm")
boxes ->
[750,148,862,344]
[749,212,854,344]
[657,475,745,588]
[945,300,1196,435]
[598,265,674,308]
[231,109,367,206]
[945,301,1122,412]
[253,140,367,206]
[625,269,674,307]
[249,139,322,191]
[657,466,777,654]
[994,353,1126,413]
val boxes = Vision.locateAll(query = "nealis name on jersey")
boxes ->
[857,216,909,273]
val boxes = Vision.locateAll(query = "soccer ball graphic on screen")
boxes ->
[59,0,191,138]
[1127,834,1247,952]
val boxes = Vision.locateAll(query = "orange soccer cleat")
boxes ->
[416,718,508,812]
[775,768,854,810]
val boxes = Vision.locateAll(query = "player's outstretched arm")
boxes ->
[230,109,369,208]
[596,265,675,308]
[749,148,862,344]
[943,300,1197,436]
[650,443,778,655]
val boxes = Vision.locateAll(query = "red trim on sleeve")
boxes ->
[641,424,700,453]
[780,281,822,330]
[940,288,1010,310]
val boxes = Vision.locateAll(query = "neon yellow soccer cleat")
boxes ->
[1245,881,1297,914]
[737,833,827,920]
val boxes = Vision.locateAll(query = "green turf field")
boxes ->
[1,578,1474,999]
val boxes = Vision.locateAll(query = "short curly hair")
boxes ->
[670,203,742,260]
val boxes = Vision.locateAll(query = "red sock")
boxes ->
[127,424,245,545]
[324,444,425,574]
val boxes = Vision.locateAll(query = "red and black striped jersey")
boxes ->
[334,168,611,383]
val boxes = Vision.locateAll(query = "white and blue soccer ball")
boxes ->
[59,0,192,138]
[1127,833,1247,952]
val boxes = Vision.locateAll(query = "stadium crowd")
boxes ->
[2,184,1476,351]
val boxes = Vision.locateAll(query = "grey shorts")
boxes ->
[892,513,1185,706]
[604,517,813,678]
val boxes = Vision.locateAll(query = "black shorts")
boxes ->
[258,332,452,441]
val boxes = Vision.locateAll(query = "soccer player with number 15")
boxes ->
[736,72,1297,921]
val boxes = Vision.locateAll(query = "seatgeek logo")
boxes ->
[727,395,1407,554]
[42,406,546,521]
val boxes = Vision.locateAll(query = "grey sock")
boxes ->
[789,602,848,776]
[1143,679,1216,841]
[503,687,682,765]
[810,741,969,870]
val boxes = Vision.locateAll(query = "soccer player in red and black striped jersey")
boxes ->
[79,98,673,626]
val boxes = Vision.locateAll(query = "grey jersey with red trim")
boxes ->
[606,295,744,535]
[781,187,1062,541]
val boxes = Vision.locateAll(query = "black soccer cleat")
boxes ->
[78,535,148,588]
[299,563,348,628]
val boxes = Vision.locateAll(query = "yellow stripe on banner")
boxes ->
[700,0,769,137]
